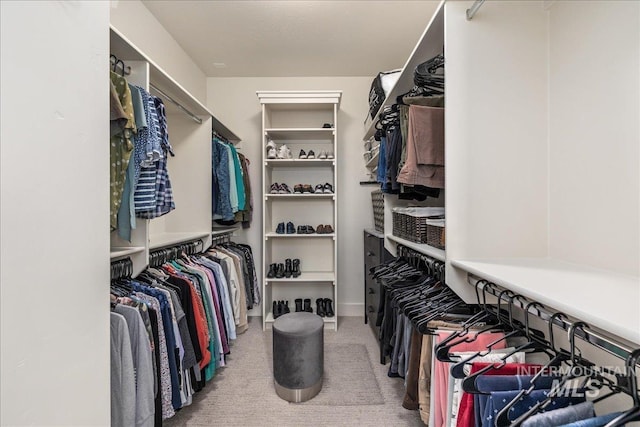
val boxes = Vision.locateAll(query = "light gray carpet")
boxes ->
[301,344,384,406]
[164,317,423,426]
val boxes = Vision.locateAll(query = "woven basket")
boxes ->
[371,190,384,233]
[391,207,445,246]
[426,220,445,249]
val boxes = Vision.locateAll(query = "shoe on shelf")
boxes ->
[266,139,277,159]
[283,300,291,314]
[303,298,313,313]
[324,298,335,317]
[306,225,315,234]
[323,224,334,234]
[267,263,277,278]
[293,184,303,194]
[299,149,307,159]
[284,259,293,278]
[275,263,285,279]
[297,225,307,234]
[269,183,280,194]
[322,123,333,128]
[316,298,326,317]
[279,183,293,194]
[314,183,324,193]
[286,221,296,234]
[276,222,285,234]
[323,183,334,194]
[302,184,314,194]
[307,150,315,159]
[316,224,325,234]
[277,144,291,159]
[318,150,327,160]
[292,259,301,277]
[327,151,334,159]
[295,298,303,312]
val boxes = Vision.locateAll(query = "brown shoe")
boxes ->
[302,184,314,194]
[323,225,334,234]
[293,184,303,194]
[316,224,325,234]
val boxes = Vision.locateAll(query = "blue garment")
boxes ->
[377,136,387,190]
[475,375,559,427]
[522,401,594,427]
[482,389,585,427]
[134,87,161,212]
[559,411,625,427]
[228,144,246,211]
[212,139,233,220]
[137,98,175,219]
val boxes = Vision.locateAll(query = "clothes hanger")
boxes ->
[604,348,640,427]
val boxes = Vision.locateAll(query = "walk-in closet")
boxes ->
[1,1,638,426]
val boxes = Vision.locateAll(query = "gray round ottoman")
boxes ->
[273,312,324,402]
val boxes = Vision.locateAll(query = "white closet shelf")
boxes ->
[265,194,335,200]
[265,128,334,140]
[386,234,445,261]
[110,246,145,259]
[265,313,337,324]
[265,159,335,167]
[211,226,240,237]
[149,232,210,250]
[109,26,240,142]
[265,232,335,239]
[451,258,640,344]
[266,272,336,283]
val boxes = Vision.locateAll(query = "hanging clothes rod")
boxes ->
[468,274,639,365]
[149,83,203,125]
[466,0,486,20]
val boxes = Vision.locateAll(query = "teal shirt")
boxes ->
[228,145,246,211]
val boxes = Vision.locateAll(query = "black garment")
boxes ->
[147,307,163,427]
[166,276,203,364]
[385,127,403,194]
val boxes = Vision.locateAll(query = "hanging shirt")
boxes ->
[212,139,233,220]
[228,144,245,212]
[110,312,136,427]
[226,144,239,212]
[134,88,161,213]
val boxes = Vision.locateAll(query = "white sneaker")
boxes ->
[266,139,277,159]
[327,151,334,159]
[278,144,292,159]
[318,150,327,159]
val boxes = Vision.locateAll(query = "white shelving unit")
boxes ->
[258,90,342,330]
[109,26,240,275]
[367,0,639,345]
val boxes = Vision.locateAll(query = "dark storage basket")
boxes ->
[426,221,445,249]
[392,209,445,247]
[371,190,384,233]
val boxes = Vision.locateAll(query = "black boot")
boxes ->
[283,300,291,314]
[284,259,293,278]
[303,298,312,313]
[324,298,335,317]
[267,263,276,278]
[273,300,280,319]
[295,298,303,312]
[292,259,301,278]
[316,298,326,317]
[275,263,285,278]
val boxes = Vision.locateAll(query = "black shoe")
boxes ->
[276,222,285,234]
[267,263,277,278]
[283,301,291,314]
[295,298,303,312]
[322,123,333,128]
[316,298,326,317]
[306,225,315,234]
[284,259,293,278]
[324,298,335,317]
[286,221,296,234]
[273,301,281,319]
[275,263,285,278]
[307,150,315,159]
[297,225,307,234]
[292,259,301,277]
[303,298,313,313]
[299,149,307,159]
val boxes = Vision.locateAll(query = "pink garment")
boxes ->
[433,331,507,427]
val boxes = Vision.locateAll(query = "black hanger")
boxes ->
[605,348,640,426]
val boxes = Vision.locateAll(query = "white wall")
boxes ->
[0,1,110,425]
[110,0,208,102]
[548,1,640,276]
[207,77,375,316]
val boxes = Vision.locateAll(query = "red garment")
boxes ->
[456,362,543,427]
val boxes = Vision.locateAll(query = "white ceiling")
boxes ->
[142,0,441,77]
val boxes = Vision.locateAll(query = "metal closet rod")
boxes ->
[466,0,486,20]
[468,275,639,364]
[149,83,203,125]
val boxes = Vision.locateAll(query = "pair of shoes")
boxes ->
[316,224,334,234]
[266,139,277,159]
[275,221,296,234]
[317,150,334,159]
[294,298,313,313]
[293,184,315,194]
[270,183,293,194]
[277,144,292,159]
[297,225,315,234]
[267,259,301,278]
[299,149,313,159]
[272,300,291,319]
[314,183,333,194]
[316,298,335,317]
[322,123,334,128]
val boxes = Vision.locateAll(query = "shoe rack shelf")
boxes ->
[258,90,342,331]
